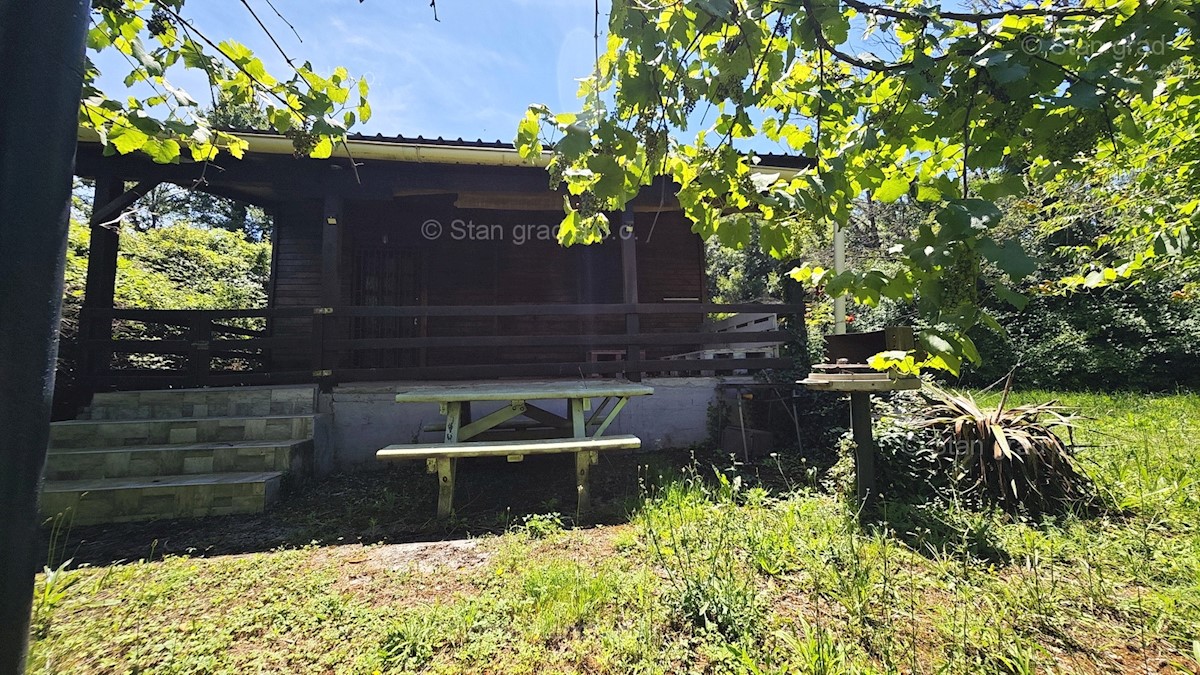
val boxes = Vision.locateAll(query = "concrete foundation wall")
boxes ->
[326,377,738,468]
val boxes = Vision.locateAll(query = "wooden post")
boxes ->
[849,392,877,509]
[187,314,212,387]
[0,1,91,671]
[80,173,124,384]
[316,195,341,388]
[620,208,640,382]
[782,277,810,372]
[84,173,123,311]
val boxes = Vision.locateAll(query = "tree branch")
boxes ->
[840,0,1102,24]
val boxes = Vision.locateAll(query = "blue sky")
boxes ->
[94,0,603,143]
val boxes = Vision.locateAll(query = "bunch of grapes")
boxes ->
[939,247,981,314]
[546,157,565,188]
[576,189,601,218]
[286,125,318,157]
[148,7,171,36]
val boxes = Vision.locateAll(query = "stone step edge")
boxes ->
[46,439,311,455]
[43,471,286,493]
[89,384,318,397]
[52,413,319,427]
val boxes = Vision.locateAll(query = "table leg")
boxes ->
[436,401,462,519]
[849,392,877,508]
[436,456,456,518]
[444,401,462,443]
[570,397,590,517]
[575,450,592,516]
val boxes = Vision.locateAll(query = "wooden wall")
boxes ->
[268,193,707,371]
[268,199,323,370]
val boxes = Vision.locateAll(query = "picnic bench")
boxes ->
[377,380,653,517]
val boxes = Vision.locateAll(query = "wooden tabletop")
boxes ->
[394,379,655,403]
[799,377,921,392]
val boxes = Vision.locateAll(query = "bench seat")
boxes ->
[377,434,641,461]
[376,435,642,518]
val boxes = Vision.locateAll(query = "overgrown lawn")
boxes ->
[29,391,1200,673]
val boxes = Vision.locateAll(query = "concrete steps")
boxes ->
[43,439,311,481]
[41,472,284,525]
[41,385,327,526]
[49,414,318,449]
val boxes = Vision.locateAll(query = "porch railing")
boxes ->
[77,302,804,391]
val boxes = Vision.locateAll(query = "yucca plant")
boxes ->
[909,377,1094,515]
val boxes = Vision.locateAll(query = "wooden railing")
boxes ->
[77,302,804,391]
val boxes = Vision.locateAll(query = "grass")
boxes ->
[27,390,1200,673]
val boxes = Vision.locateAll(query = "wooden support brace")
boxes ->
[458,401,526,441]
[587,397,613,426]
[593,396,629,438]
[90,179,163,226]
[522,402,570,429]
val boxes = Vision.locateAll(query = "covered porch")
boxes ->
[70,132,806,396]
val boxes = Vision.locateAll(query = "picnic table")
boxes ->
[377,380,654,518]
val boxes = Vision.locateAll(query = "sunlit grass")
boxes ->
[28,391,1200,673]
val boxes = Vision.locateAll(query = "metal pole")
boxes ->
[0,1,91,672]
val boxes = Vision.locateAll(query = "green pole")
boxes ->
[0,1,91,671]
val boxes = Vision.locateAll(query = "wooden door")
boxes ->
[349,247,425,368]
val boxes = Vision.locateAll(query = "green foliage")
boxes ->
[641,471,766,641]
[30,560,78,640]
[514,512,564,539]
[57,219,270,390]
[875,385,1096,515]
[519,0,1196,372]
[82,0,369,163]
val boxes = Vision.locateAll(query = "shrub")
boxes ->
[874,383,1096,515]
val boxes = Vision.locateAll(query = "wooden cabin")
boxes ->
[70,132,807,392]
[42,132,811,524]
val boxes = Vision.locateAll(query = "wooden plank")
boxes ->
[394,380,654,403]
[96,337,306,352]
[377,434,641,460]
[338,357,791,381]
[799,377,921,392]
[322,330,790,350]
[334,302,804,318]
[91,307,313,320]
